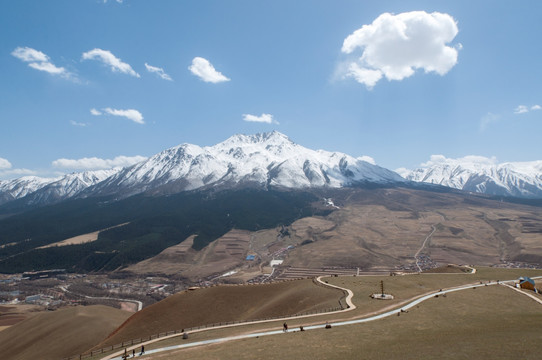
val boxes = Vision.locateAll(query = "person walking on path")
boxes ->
[283,322,288,332]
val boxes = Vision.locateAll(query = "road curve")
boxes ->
[100,277,356,360]
[103,275,542,360]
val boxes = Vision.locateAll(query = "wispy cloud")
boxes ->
[103,108,144,124]
[82,49,140,77]
[52,155,146,170]
[11,46,74,79]
[514,104,541,114]
[0,157,37,180]
[480,112,500,131]
[189,57,230,83]
[70,120,88,127]
[0,157,12,170]
[145,63,172,81]
[340,11,460,88]
[242,113,278,124]
[90,108,102,116]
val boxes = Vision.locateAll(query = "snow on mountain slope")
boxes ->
[0,176,58,206]
[86,131,404,197]
[0,170,119,207]
[398,155,542,198]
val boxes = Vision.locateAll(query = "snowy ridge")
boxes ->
[398,155,542,198]
[0,170,119,206]
[87,131,403,197]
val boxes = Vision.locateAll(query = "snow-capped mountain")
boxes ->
[0,170,119,207]
[85,131,404,197]
[397,155,542,198]
[0,176,58,206]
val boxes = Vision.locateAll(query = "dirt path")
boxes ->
[414,225,436,272]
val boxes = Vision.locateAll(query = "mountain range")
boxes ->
[1,132,541,210]
[397,155,542,198]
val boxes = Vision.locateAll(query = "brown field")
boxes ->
[38,222,129,249]
[0,305,131,360]
[94,278,344,349]
[122,188,542,282]
[108,268,542,360]
[283,188,542,270]
[126,230,253,281]
[154,285,542,360]
[0,304,42,330]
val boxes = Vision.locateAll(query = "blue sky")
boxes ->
[1,0,541,180]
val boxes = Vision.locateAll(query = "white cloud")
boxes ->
[11,46,73,79]
[70,120,88,127]
[514,104,541,114]
[345,63,383,89]
[189,57,230,83]
[0,168,37,180]
[52,155,147,170]
[357,156,376,165]
[514,105,529,114]
[145,63,172,81]
[421,154,497,168]
[242,113,277,124]
[340,11,459,88]
[480,112,500,131]
[0,159,37,180]
[82,49,140,77]
[90,108,102,116]
[0,157,12,170]
[103,108,144,124]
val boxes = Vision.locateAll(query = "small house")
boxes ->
[518,276,536,291]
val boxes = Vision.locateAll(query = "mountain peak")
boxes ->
[218,131,292,148]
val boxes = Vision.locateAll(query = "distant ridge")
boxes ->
[398,156,542,198]
[0,132,403,208]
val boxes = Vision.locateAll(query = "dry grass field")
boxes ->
[127,230,252,280]
[124,188,542,281]
[0,305,131,360]
[284,188,542,270]
[0,304,42,331]
[37,223,130,249]
[154,285,542,360]
[125,268,542,360]
[95,278,344,349]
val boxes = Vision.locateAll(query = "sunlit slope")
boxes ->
[97,278,344,349]
[0,305,130,360]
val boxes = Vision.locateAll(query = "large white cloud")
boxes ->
[52,155,147,170]
[242,113,277,124]
[82,48,140,77]
[145,63,172,81]
[189,57,230,83]
[11,46,72,78]
[103,108,144,124]
[341,11,459,88]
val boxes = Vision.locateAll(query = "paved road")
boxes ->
[104,275,542,360]
[61,285,143,311]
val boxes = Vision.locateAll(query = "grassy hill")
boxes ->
[0,305,130,360]
[111,268,542,360]
[95,278,344,349]
[156,285,542,360]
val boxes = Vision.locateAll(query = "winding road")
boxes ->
[102,275,542,360]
